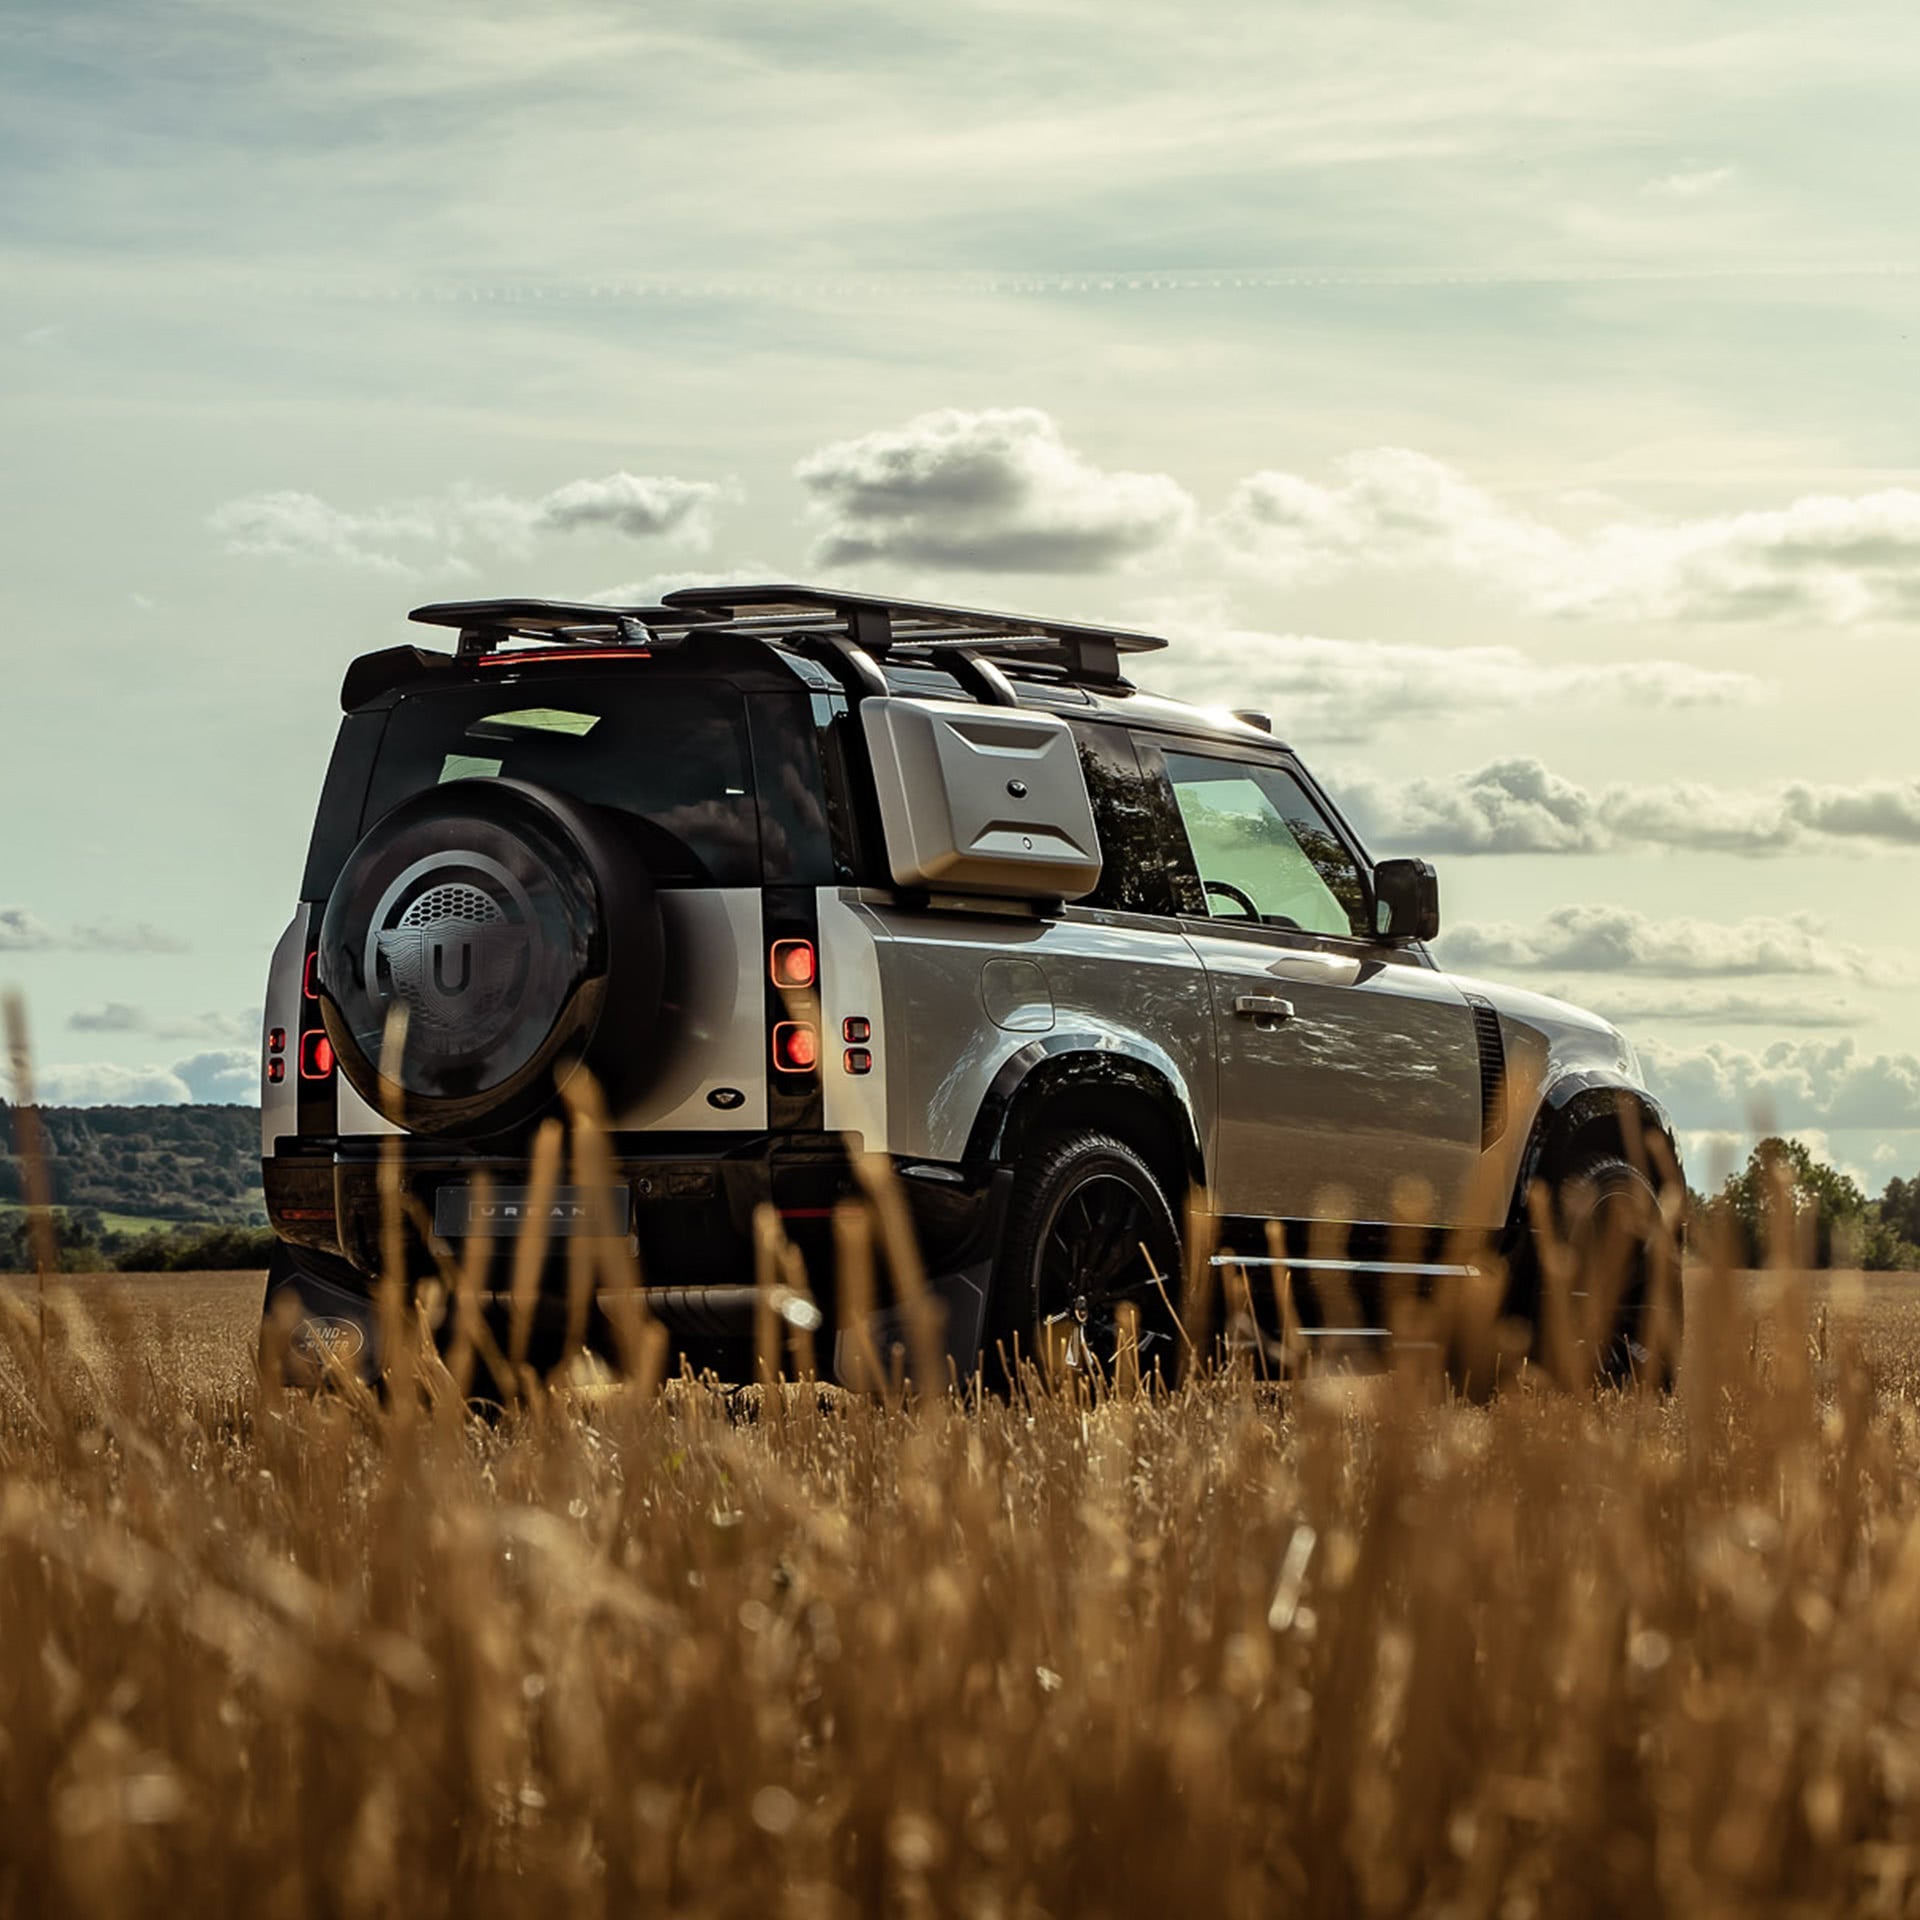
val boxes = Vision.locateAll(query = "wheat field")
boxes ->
[2,1246,1919,1920]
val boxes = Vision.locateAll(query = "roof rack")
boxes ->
[409,585,1168,691]
[661,584,1166,686]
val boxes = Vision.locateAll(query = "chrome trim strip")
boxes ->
[1210,1254,1481,1278]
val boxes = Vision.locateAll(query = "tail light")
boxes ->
[772,1022,818,1073]
[299,1031,336,1080]
[769,940,817,989]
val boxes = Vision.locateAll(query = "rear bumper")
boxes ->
[262,1137,1010,1370]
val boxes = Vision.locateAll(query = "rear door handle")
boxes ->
[1234,994,1296,1025]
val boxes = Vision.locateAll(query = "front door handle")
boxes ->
[1234,994,1296,1025]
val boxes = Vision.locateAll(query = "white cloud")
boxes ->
[797,408,1196,573]
[1545,984,1866,1030]
[0,913,186,955]
[1155,632,1763,746]
[67,1005,256,1044]
[0,908,55,951]
[1645,1039,1920,1132]
[1644,165,1735,198]
[172,1048,256,1103]
[209,472,728,578]
[1217,447,1920,625]
[34,1046,256,1108]
[34,1062,196,1106]
[1344,758,1920,855]
[1440,906,1895,981]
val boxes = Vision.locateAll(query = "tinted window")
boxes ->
[1163,751,1368,939]
[363,678,760,886]
[1074,724,1191,916]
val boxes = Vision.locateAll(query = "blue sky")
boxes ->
[4,0,1918,1191]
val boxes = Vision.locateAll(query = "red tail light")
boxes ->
[772,1022,818,1072]
[303,953,320,999]
[769,940,817,989]
[266,1059,286,1084]
[299,1032,336,1079]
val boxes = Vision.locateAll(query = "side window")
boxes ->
[1072,724,1192,916]
[1162,750,1369,940]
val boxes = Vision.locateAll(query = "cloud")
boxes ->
[34,1045,256,1107]
[1545,984,1866,1030]
[797,408,1196,573]
[533,473,723,543]
[1216,447,1920,625]
[34,1063,196,1106]
[1644,1039,1920,1133]
[1440,906,1894,981]
[209,472,728,577]
[0,913,187,955]
[1155,632,1763,746]
[67,1005,256,1044]
[1644,165,1734,198]
[0,908,55,951]
[1343,758,1920,856]
[171,1048,256,1103]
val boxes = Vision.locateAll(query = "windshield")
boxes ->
[360,677,760,886]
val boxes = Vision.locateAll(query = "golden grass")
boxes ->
[1,1255,1920,1917]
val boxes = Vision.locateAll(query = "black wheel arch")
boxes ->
[1503,1071,1682,1246]
[964,1035,1205,1211]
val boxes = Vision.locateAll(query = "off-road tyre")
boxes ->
[1554,1153,1681,1392]
[986,1131,1182,1392]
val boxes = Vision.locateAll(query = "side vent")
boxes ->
[1464,994,1506,1150]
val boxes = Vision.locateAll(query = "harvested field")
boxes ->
[2,1262,1920,1916]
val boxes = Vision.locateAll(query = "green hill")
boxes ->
[0,1101,263,1225]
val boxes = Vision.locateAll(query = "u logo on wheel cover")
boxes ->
[366,863,534,1041]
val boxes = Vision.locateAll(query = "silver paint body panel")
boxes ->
[260,907,309,1154]
[855,897,1216,1168]
[1180,925,1489,1226]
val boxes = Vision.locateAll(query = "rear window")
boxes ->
[360,677,760,885]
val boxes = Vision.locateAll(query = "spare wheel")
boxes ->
[315,778,664,1136]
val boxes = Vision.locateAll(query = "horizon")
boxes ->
[4,0,1918,1194]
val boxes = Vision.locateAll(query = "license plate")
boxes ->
[433,1185,632,1238]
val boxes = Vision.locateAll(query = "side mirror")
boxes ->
[1373,857,1439,942]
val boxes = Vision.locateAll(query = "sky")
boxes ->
[3,0,1918,1194]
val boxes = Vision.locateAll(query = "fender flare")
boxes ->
[1505,1070,1678,1238]
[962,1030,1207,1187]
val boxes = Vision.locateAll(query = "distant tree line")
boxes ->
[0,1208,274,1273]
[0,1100,264,1224]
[1693,1138,1920,1271]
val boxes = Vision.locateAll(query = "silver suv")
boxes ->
[260,585,1681,1386]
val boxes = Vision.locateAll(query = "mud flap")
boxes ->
[260,1242,379,1388]
[838,1167,1012,1385]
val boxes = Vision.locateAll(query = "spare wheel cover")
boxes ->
[315,778,662,1136]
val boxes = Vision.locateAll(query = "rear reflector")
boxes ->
[772,1022,818,1072]
[843,1048,872,1075]
[299,1032,335,1079]
[769,939,817,989]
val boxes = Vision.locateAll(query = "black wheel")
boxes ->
[1555,1154,1681,1390]
[987,1132,1182,1387]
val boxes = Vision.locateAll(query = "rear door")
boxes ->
[1140,739,1488,1229]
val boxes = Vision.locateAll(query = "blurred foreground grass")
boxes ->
[4,1264,1920,1916]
